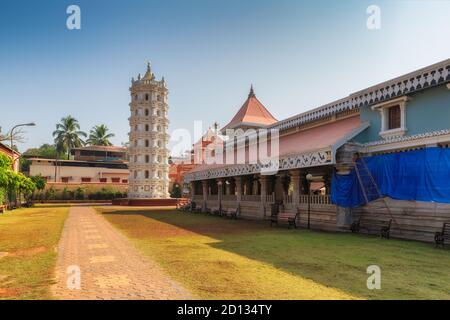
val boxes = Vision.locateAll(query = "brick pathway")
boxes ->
[52,205,192,300]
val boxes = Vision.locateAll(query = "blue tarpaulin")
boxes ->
[331,147,450,208]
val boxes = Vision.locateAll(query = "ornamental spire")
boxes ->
[143,61,153,80]
[248,84,255,98]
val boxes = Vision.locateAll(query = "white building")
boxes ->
[127,63,170,199]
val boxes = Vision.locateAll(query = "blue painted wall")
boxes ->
[354,84,450,143]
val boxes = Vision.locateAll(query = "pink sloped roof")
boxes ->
[223,91,277,130]
[187,115,362,175]
[278,116,361,156]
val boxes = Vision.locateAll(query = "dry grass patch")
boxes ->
[0,205,69,299]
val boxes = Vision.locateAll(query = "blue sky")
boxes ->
[1,0,450,153]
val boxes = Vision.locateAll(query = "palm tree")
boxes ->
[86,124,115,146]
[52,116,86,159]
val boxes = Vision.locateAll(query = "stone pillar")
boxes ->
[252,176,259,195]
[190,182,195,201]
[260,175,268,203]
[274,174,284,202]
[235,176,242,203]
[290,170,301,205]
[201,180,208,212]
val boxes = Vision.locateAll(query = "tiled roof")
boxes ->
[72,146,127,152]
[222,86,278,130]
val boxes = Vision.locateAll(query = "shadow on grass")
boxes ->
[100,208,450,299]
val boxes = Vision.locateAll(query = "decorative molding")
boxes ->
[362,129,450,153]
[184,150,331,182]
[269,59,450,132]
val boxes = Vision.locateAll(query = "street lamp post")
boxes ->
[9,122,36,149]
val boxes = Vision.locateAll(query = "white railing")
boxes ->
[284,194,293,204]
[265,193,275,203]
[241,195,261,202]
[222,195,237,201]
[299,195,331,205]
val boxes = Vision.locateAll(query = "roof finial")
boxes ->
[146,61,151,71]
[248,84,255,98]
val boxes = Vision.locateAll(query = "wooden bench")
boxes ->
[207,207,222,216]
[178,202,191,211]
[224,206,239,219]
[189,201,202,213]
[351,218,392,239]
[435,223,450,248]
[270,208,299,229]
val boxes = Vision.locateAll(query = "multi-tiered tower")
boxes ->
[128,63,170,199]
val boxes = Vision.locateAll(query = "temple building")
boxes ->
[128,63,170,199]
[185,58,450,242]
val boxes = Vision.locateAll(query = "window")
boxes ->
[145,124,149,132]
[157,170,162,178]
[372,96,409,139]
[157,110,161,116]
[145,109,149,116]
[111,177,120,183]
[157,125,161,132]
[145,140,149,147]
[145,94,149,101]
[81,177,91,183]
[61,177,69,183]
[145,155,150,163]
[99,178,107,183]
[134,125,138,131]
[388,105,401,130]
[157,155,162,163]
[134,94,138,101]
[122,179,128,184]
[145,170,150,179]
[134,171,137,179]
[157,140,162,147]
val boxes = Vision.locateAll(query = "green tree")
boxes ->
[0,154,36,207]
[170,183,182,198]
[23,143,60,159]
[53,116,86,159]
[86,124,115,146]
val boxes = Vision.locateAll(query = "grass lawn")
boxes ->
[97,206,450,300]
[0,204,69,299]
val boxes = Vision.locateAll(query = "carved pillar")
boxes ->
[252,176,259,195]
[201,180,208,212]
[235,176,242,203]
[290,170,301,205]
[190,182,195,200]
[274,174,284,202]
[260,175,268,203]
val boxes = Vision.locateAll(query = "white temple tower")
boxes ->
[128,63,170,199]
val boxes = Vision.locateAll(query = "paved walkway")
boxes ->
[53,205,192,300]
